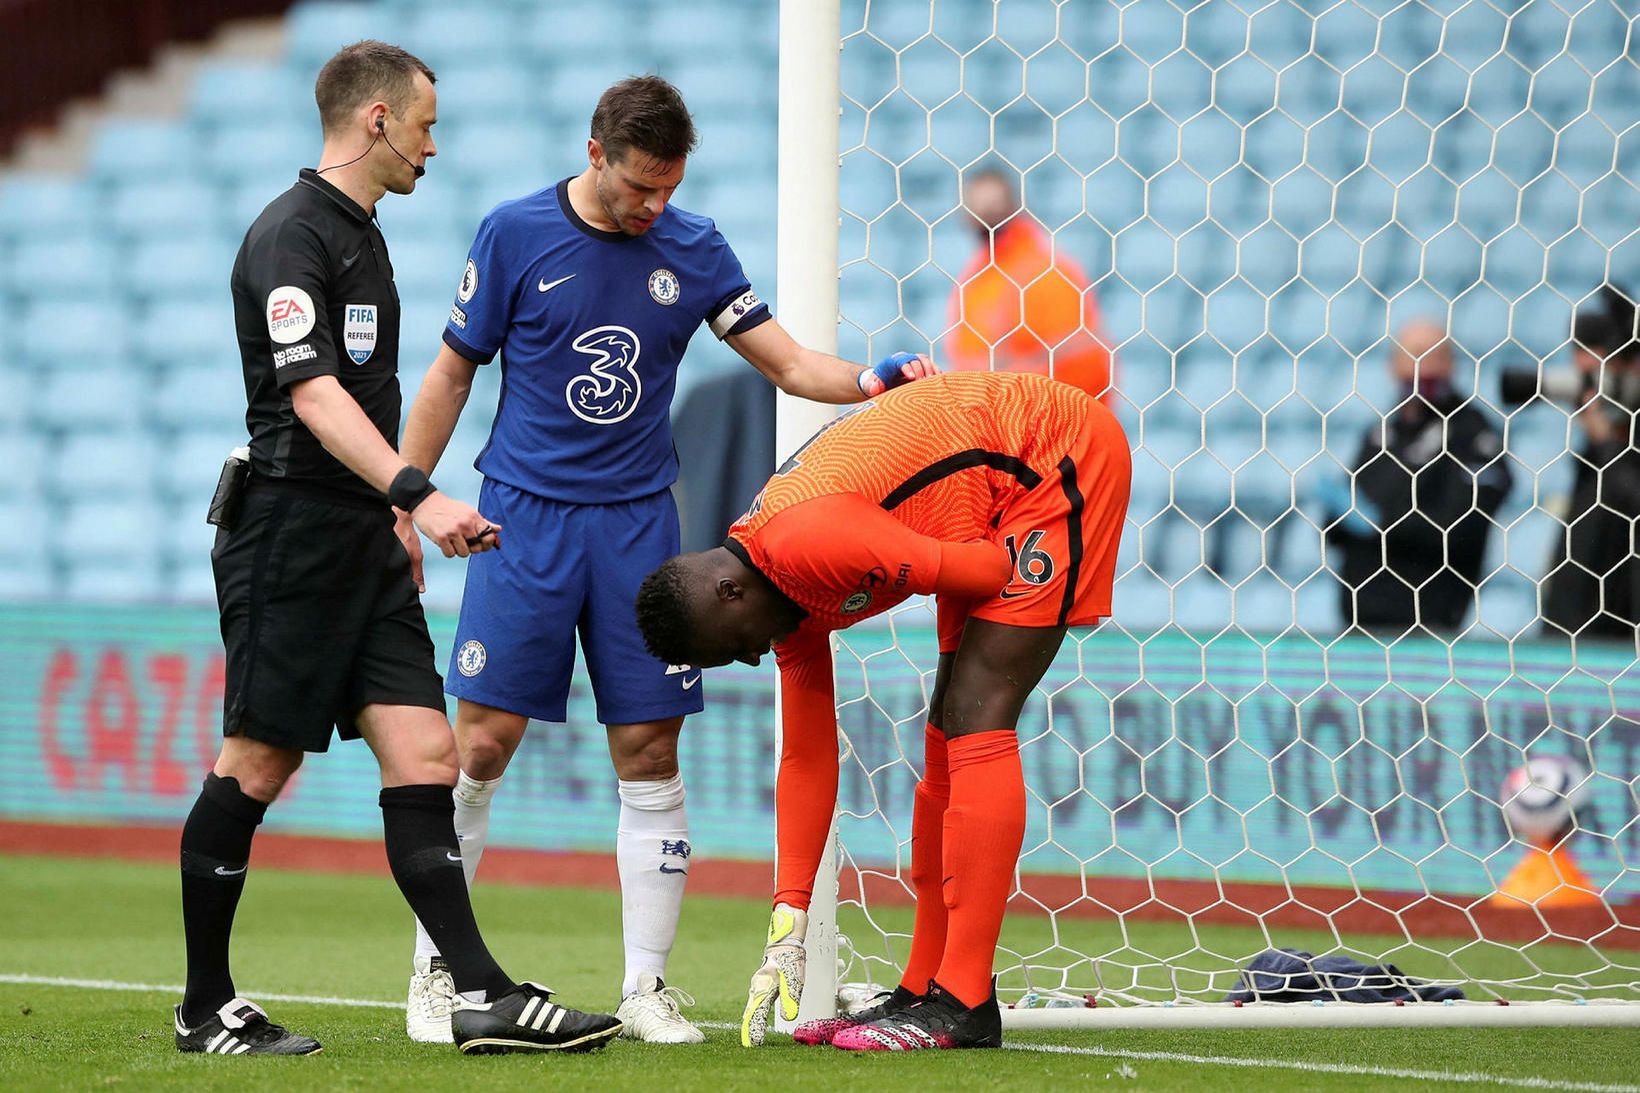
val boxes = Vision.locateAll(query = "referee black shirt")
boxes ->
[231,168,403,503]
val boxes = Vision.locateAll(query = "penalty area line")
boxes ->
[2,973,1632,1092]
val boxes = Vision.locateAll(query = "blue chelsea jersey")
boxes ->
[442,178,771,503]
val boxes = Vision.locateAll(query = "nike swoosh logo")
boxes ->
[681,673,701,690]
[341,251,361,268]
[999,588,1032,599]
[446,852,463,863]
[214,865,247,877]
[659,863,688,875]
[538,274,576,294]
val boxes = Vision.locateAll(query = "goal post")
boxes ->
[774,0,1640,1028]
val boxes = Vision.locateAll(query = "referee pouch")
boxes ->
[206,446,252,530]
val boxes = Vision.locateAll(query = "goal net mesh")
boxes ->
[821,0,1640,1008]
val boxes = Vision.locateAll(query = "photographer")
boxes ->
[1530,286,1640,643]
[1325,320,1512,634]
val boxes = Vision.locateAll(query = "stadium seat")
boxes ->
[104,180,221,243]
[48,430,159,499]
[189,62,307,131]
[199,121,314,188]
[32,366,144,432]
[0,431,47,499]
[86,119,200,179]
[150,362,246,433]
[125,236,231,300]
[283,2,379,73]
[132,296,240,373]
[6,233,116,302]
[399,6,524,68]
[19,299,133,370]
[0,175,92,244]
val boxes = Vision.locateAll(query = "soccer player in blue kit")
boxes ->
[396,75,935,1043]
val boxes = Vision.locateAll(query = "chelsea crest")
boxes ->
[648,268,680,306]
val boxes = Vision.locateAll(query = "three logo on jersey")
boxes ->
[456,257,689,426]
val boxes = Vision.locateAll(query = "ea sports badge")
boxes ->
[648,268,680,306]
[456,639,487,677]
[266,285,315,345]
[343,303,377,364]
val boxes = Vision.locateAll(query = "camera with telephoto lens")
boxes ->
[1499,285,1640,409]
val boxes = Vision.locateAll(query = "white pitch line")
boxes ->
[0,973,401,1009]
[3,973,1633,1093]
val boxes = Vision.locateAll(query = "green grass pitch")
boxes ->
[1,854,1636,1091]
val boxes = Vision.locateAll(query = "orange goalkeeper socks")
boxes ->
[934,730,1025,1009]
[899,725,951,994]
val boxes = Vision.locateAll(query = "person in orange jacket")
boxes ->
[945,168,1114,404]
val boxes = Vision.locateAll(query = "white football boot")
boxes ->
[406,954,458,1043]
[614,973,706,1044]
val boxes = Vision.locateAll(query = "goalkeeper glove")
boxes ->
[740,902,808,1047]
[858,351,937,396]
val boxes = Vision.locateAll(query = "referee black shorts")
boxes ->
[212,482,447,752]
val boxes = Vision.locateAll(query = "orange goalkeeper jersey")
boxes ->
[726,370,1091,633]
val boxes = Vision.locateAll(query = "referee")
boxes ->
[174,41,619,1056]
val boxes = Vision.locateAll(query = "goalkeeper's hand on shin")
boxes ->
[740,903,808,1047]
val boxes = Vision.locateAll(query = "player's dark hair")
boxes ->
[591,75,700,164]
[315,40,436,134]
[635,558,698,667]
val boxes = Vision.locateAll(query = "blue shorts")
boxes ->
[447,480,705,725]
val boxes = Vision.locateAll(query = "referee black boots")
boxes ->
[451,981,622,1054]
[173,998,323,1056]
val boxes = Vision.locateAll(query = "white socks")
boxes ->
[413,770,502,964]
[411,768,690,1000]
[617,773,690,998]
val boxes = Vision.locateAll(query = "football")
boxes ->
[1501,755,1591,843]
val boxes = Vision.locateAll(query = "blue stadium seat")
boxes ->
[219,178,294,239]
[0,175,92,243]
[151,364,247,433]
[283,2,379,73]
[126,237,230,299]
[1480,226,1547,299]
[6,233,116,301]
[200,121,314,187]
[432,123,552,188]
[49,430,159,499]
[1112,221,1174,293]
[32,367,144,432]
[87,119,200,179]
[0,432,47,499]
[189,63,307,131]
[1205,284,1267,353]
[104,180,221,242]
[399,5,524,67]
[384,234,468,300]
[429,63,541,126]
[19,300,132,369]
[133,297,239,372]
[0,496,52,598]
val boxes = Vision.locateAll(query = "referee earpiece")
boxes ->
[375,112,426,179]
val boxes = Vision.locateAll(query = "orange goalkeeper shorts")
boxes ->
[942,398,1130,648]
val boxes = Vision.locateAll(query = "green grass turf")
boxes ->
[1,854,1637,1091]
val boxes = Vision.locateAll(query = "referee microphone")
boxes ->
[315,115,424,179]
[375,115,425,179]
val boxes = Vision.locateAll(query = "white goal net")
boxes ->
[777,0,1640,1025]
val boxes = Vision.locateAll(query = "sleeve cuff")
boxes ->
[442,327,496,365]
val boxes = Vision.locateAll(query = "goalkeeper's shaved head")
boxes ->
[637,547,806,670]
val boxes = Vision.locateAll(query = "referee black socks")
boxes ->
[380,784,515,999]
[179,772,267,1027]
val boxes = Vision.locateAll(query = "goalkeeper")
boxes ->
[634,372,1130,1050]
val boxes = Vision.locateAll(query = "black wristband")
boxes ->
[388,465,437,512]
